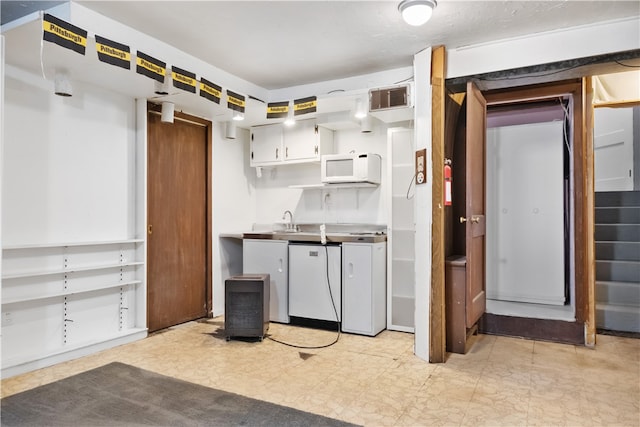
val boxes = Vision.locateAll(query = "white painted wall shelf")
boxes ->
[2,262,144,280]
[2,239,144,251]
[1,239,147,378]
[1,280,142,305]
[289,183,379,189]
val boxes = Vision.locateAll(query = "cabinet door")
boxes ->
[284,119,334,162]
[342,243,373,334]
[243,239,289,323]
[250,124,283,166]
[283,119,319,162]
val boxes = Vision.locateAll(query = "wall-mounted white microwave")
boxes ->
[321,153,382,184]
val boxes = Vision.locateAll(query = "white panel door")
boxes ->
[243,239,289,323]
[288,244,341,322]
[342,243,372,334]
[486,121,565,305]
[594,107,634,191]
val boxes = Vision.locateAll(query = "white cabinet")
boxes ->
[387,128,415,332]
[250,123,284,166]
[1,240,147,378]
[243,239,289,323]
[250,120,334,167]
[283,119,334,162]
[342,242,386,336]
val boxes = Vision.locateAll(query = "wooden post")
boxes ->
[430,45,446,363]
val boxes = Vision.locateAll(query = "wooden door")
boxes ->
[147,110,209,332]
[464,82,487,328]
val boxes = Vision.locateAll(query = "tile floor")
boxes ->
[2,318,639,426]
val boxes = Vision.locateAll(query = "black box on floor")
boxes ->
[224,274,270,341]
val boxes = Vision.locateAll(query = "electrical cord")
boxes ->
[266,244,341,349]
[406,172,417,200]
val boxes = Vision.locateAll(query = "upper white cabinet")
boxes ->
[250,119,334,167]
[283,119,334,163]
[250,123,284,166]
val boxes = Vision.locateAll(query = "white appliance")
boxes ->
[321,153,381,184]
[288,244,341,322]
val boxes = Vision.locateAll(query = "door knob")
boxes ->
[148,224,153,235]
[460,217,467,223]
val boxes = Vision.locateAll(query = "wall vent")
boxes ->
[368,84,414,123]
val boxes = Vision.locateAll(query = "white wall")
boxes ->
[211,125,255,316]
[3,65,136,245]
[252,122,389,227]
[447,17,640,79]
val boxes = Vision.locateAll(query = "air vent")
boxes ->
[368,84,414,123]
[369,84,412,111]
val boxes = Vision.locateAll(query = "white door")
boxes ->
[594,107,634,191]
[243,239,289,323]
[486,121,566,305]
[250,124,283,166]
[288,244,341,322]
[342,243,372,334]
[283,119,317,161]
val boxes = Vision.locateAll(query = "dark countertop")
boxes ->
[242,231,387,244]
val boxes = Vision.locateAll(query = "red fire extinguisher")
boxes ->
[444,159,452,206]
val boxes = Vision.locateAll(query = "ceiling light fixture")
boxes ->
[398,0,437,26]
[232,110,244,121]
[225,121,237,139]
[354,98,367,119]
[54,70,73,97]
[284,101,295,126]
[161,102,174,123]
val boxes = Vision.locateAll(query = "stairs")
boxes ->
[595,191,640,333]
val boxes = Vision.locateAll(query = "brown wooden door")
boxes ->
[147,110,208,332]
[464,81,487,328]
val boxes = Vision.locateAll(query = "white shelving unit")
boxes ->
[387,128,415,332]
[1,240,147,378]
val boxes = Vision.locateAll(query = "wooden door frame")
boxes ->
[147,102,213,319]
[432,77,596,354]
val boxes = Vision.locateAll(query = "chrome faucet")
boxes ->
[282,210,295,231]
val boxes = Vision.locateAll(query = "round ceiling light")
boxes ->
[398,0,437,26]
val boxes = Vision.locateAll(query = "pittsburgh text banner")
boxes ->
[266,101,289,119]
[136,51,166,83]
[172,66,197,93]
[95,35,130,69]
[43,14,87,55]
[200,78,222,104]
[294,96,317,116]
[227,90,246,113]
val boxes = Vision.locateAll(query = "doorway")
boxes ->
[446,79,592,346]
[147,104,212,332]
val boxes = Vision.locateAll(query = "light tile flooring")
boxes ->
[2,318,639,426]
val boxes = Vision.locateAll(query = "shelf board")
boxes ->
[289,182,379,189]
[1,280,142,305]
[1,327,148,372]
[2,262,144,280]
[3,239,144,251]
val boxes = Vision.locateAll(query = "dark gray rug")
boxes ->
[1,362,358,427]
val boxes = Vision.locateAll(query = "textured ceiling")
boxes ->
[3,1,639,89]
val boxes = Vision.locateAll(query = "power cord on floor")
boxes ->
[266,244,341,349]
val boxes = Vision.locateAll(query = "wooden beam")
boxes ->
[583,77,596,347]
[430,45,446,363]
